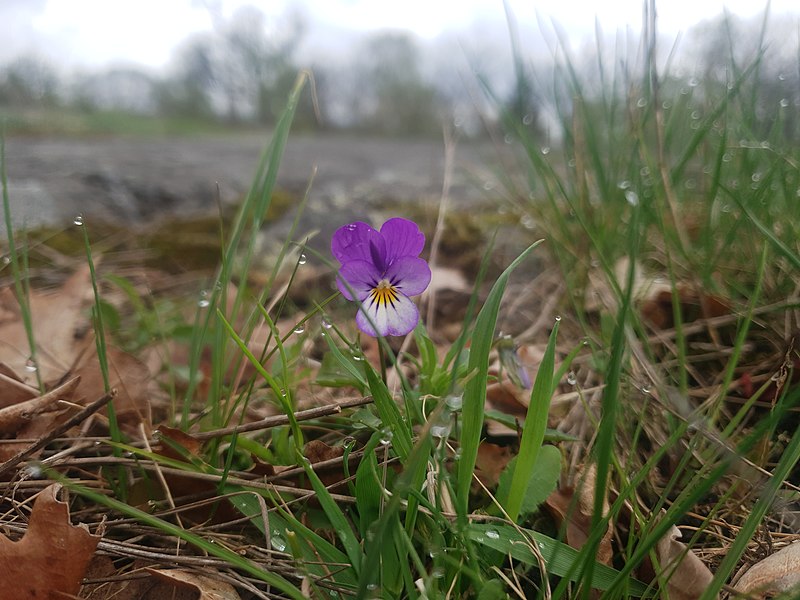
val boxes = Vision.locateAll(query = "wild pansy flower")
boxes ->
[332,217,431,337]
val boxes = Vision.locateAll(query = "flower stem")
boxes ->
[377,339,388,384]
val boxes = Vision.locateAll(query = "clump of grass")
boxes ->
[488,1,800,598]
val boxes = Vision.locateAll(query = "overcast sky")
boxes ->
[2,0,797,71]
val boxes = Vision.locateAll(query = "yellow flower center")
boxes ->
[370,279,399,307]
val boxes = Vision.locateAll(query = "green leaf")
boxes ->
[467,524,652,597]
[496,444,561,517]
[503,320,559,521]
[477,580,508,600]
[315,349,366,388]
[299,450,364,575]
[456,240,543,517]
[364,363,413,461]
[355,436,383,536]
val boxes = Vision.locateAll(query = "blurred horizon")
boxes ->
[1,0,798,137]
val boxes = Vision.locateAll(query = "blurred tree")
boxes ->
[351,31,443,135]
[77,67,157,113]
[0,55,60,107]
[157,33,216,118]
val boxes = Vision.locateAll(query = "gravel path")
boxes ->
[1,132,501,233]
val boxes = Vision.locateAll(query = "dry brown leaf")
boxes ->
[0,376,80,437]
[473,442,514,489]
[652,524,715,600]
[154,425,204,458]
[73,344,153,437]
[544,464,613,566]
[734,541,800,599]
[0,267,94,384]
[0,362,36,408]
[0,483,101,600]
[147,569,241,600]
[80,557,196,600]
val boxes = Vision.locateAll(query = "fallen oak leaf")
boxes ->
[147,568,241,600]
[0,483,101,600]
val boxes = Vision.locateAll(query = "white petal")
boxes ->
[356,291,420,337]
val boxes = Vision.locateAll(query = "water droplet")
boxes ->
[566,371,577,386]
[778,73,786,81]
[293,325,305,334]
[445,394,463,411]
[73,214,84,226]
[625,190,639,206]
[688,77,699,87]
[321,318,333,330]
[685,179,696,190]
[431,424,451,439]
[540,146,550,155]
[432,567,445,579]
[662,100,672,109]
[691,110,701,120]
[722,153,732,162]
[780,98,789,108]
[504,134,514,144]
[352,353,364,362]
[642,384,651,394]
[482,180,495,191]
[751,172,762,183]
[554,315,561,322]
[520,214,535,230]
[617,180,631,190]
[24,357,37,372]
[453,116,464,127]
[24,464,43,479]
[636,97,647,108]
[298,253,307,265]
[379,428,393,446]
[271,536,287,552]
[197,290,210,308]
[486,529,500,540]
[1,255,10,265]
[522,113,534,125]
[93,440,102,447]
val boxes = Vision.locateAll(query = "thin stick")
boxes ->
[0,389,116,478]
[192,396,374,441]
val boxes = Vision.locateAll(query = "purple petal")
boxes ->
[356,292,420,337]
[332,222,386,266]
[336,259,381,301]
[385,256,431,297]
[380,218,425,263]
